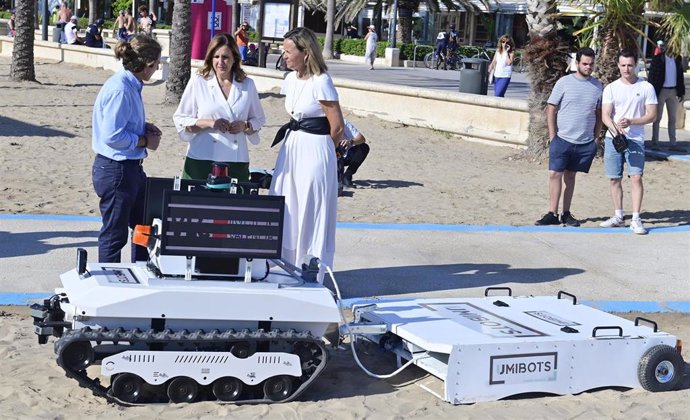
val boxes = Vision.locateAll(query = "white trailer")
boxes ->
[350,289,684,404]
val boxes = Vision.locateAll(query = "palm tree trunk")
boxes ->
[524,0,568,160]
[89,0,96,23]
[323,0,336,59]
[11,0,37,82]
[164,0,192,105]
[398,16,412,44]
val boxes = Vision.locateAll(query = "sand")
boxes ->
[1,57,690,227]
[1,57,689,418]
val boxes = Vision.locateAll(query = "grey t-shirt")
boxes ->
[547,74,603,144]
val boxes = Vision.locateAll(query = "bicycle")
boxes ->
[512,51,526,73]
[465,46,492,61]
[424,47,466,70]
[275,50,289,71]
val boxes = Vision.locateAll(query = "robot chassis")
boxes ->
[31,172,686,405]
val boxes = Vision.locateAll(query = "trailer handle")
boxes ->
[485,287,512,297]
[557,291,577,305]
[592,326,623,338]
[634,317,658,332]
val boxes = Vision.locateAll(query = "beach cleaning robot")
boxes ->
[30,166,686,405]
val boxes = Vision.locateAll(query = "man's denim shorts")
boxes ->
[603,137,645,178]
[548,135,597,173]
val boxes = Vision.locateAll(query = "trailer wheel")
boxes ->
[111,373,143,403]
[167,377,199,403]
[212,377,243,401]
[638,345,684,392]
[62,341,94,371]
[264,375,293,401]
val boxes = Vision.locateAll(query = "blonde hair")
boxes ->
[283,27,328,77]
[114,34,162,73]
[198,33,247,82]
[497,35,515,54]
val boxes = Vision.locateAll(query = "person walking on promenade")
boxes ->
[488,35,515,97]
[269,27,344,283]
[91,34,163,262]
[173,33,266,181]
[364,25,378,70]
[535,47,602,227]
[57,1,72,23]
[137,5,153,35]
[125,9,135,35]
[648,40,685,151]
[600,49,657,235]
[234,22,250,63]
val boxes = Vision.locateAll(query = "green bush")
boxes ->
[399,43,433,61]
[0,10,11,19]
[111,0,132,16]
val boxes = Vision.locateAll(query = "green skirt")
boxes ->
[182,157,250,182]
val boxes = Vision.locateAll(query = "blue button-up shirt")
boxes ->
[92,69,147,160]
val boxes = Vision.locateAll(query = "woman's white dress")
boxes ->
[269,71,339,280]
[365,32,378,63]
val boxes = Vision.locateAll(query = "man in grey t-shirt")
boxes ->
[535,47,603,227]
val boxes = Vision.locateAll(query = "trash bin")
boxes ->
[52,23,64,43]
[459,58,489,95]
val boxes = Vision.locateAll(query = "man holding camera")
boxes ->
[535,47,602,227]
[600,49,657,234]
[235,22,250,63]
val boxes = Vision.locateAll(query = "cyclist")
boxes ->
[435,28,449,69]
[448,24,458,53]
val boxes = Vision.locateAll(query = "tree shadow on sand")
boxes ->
[0,116,75,138]
[353,179,424,189]
[0,230,99,258]
[332,262,584,299]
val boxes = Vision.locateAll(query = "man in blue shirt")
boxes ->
[92,34,162,262]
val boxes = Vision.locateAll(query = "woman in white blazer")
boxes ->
[173,33,266,181]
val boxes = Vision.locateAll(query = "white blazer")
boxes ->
[173,72,266,162]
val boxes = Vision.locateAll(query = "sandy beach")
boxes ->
[1,57,690,227]
[1,56,689,418]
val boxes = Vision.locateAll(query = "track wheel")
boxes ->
[111,373,144,403]
[263,375,294,402]
[167,377,199,403]
[230,341,251,358]
[212,377,243,401]
[638,345,684,392]
[62,341,95,371]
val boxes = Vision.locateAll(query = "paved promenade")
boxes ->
[1,215,689,311]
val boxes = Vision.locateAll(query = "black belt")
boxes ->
[271,117,331,147]
[663,86,676,89]
[96,154,143,166]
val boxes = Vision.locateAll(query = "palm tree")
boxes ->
[654,1,690,56]
[89,0,97,23]
[573,0,647,85]
[10,0,36,82]
[323,0,336,58]
[165,0,192,104]
[523,0,569,159]
[303,0,485,45]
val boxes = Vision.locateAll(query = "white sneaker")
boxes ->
[630,219,648,235]
[600,216,625,228]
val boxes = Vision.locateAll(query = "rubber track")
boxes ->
[54,327,329,405]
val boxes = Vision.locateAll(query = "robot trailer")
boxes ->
[31,173,686,405]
